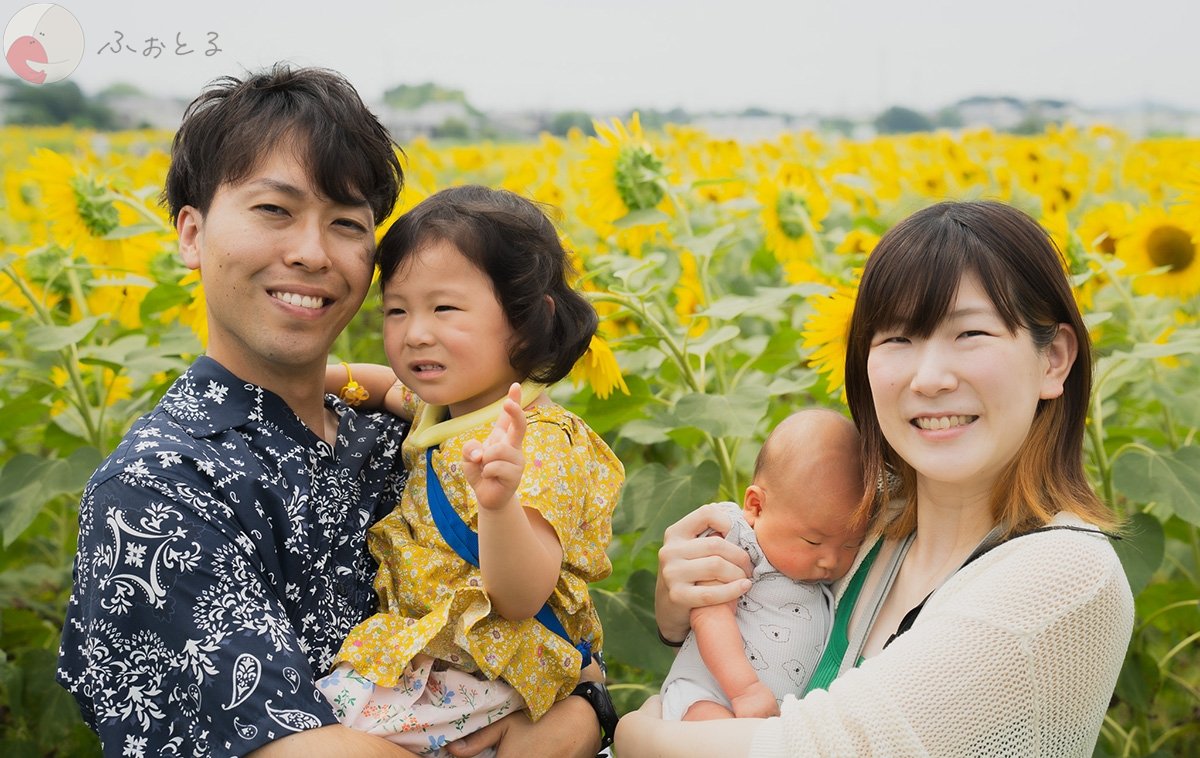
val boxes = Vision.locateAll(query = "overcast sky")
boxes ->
[5,0,1198,115]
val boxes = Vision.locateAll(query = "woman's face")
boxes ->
[866,273,1067,496]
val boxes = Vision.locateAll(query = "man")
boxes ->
[57,64,604,757]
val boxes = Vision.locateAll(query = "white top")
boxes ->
[749,513,1133,757]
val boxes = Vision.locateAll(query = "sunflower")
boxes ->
[757,163,830,276]
[674,251,708,337]
[835,229,880,256]
[1078,202,1133,256]
[802,278,858,400]
[580,112,668,223]
[1117,207,1200,299]
[1178,165,1200,218]
[24,149,161,271]
[570,334,629,399]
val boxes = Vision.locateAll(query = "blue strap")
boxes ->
[425,448,592,668]
[427,448,481,567]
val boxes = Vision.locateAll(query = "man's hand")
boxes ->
[248,723,419,757]
[446,694,600,758]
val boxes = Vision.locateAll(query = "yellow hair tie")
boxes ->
[339,362,370,406]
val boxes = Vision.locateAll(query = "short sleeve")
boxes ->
[517,408,623,583]
[58,474,337,757]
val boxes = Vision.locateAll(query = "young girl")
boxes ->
[318,186,624,755]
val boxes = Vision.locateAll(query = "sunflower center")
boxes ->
[775,190,810,239]
[1096,232,1117,256]
[614,144,665,212]
[1146,225,1195,272]
[70,176,120,238]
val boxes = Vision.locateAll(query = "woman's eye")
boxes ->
[385,308,406,317]
[434,305,458,312]
[959,330,990,338]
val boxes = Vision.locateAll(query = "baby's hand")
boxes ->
[461,384,526,511]
[729,680,779,719]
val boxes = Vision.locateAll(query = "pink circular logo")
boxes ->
[4,4,84,85]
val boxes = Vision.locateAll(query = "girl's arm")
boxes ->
[691,600,779,718]
[462,383,563,621]
[325,362,411,419]
[655,505,753,643]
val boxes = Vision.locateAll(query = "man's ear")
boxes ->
[176,205,203,271]
[1040,323,1078,400]
[742,484,766,526]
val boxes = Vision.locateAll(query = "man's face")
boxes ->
[176,144,376,389]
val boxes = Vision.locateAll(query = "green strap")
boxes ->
[804,540,883,694]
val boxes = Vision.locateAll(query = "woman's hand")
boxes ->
[615,695,757,758]
[655,503,753,644]
[613,695,665,757]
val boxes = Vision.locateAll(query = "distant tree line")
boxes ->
[1,79,117,129]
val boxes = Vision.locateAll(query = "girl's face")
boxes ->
[382,239,522,417]
[866,273,1071,499]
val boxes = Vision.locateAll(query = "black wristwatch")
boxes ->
[570,680,618,752]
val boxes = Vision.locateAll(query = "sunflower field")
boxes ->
[1,118,1198,756]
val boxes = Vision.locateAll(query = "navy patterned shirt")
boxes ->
[57,357,408,757]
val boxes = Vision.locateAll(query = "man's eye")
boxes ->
[256,204,288,215]
[335,218,369,233]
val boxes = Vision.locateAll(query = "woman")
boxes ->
[616,201,1134,757]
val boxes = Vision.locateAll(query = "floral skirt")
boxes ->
[318,656,524,757]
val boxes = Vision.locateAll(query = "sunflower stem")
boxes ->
[587,290,738,494]
[1,264,103,447]
[1099,256,1180,448]
[105,190,173,232]
[1086,381,1116,509]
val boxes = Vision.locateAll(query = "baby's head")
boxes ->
[376,186,598,414]
[742,409,866,582]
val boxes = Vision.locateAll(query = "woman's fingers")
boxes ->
[662,502,735,542]
[660,533,753,583]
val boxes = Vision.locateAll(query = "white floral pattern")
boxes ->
[58,357,408,756]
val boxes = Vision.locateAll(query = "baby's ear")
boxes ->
[742,484,766,526]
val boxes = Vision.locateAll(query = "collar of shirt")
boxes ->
[160,356,348,448]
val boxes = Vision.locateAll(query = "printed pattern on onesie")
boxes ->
[660,501,833,714]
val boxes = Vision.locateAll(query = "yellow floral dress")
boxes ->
[334,384,623,719]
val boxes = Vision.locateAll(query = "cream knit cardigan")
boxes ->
[749,513,1134,757]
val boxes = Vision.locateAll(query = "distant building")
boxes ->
[955,96,1028,130]
[378,101,475,141]
[102,92,188,130]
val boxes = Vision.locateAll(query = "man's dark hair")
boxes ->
[163,63,402,226]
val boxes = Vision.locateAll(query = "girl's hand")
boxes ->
[462,383,526,511]
[655,503,753,644]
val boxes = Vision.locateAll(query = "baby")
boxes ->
[660,409,865,720]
